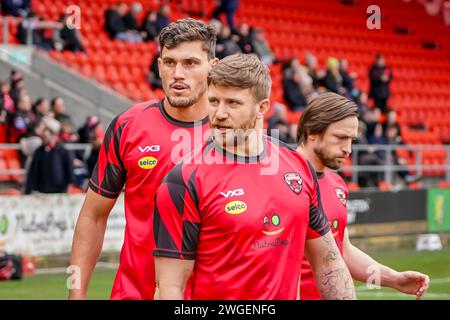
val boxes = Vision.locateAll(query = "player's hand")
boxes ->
[393,271,429,299]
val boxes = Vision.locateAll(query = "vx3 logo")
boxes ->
[220,188,245,198]
[138,145,160,153]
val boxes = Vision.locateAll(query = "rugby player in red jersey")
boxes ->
[153,54,356,300]
[69,18,218,300]
[297,92,429,300]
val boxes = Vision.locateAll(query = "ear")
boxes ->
[157,57,162,77]
[256,99,270,120]
[209,57,219,69]
[307,133,318,142]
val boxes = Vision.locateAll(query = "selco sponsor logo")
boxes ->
[225,201,247,215]
[138,156,158,169]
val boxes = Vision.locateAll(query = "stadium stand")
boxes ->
[1,0,450,190]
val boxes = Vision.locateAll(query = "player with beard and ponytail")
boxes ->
[69,18,218,300]
[296,92,429,300]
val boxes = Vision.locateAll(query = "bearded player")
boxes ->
[153,54,356,300]
[69,19,218,300]
[296,92,429,300]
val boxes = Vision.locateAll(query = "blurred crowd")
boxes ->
[0,70,105,194]
[1,0,411,190]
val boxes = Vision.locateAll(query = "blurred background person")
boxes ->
[369,54,393,114]
[25,118,74,194]
[212,0,239,34]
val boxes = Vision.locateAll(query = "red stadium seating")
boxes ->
[3,0,449,180]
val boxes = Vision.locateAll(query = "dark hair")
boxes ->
[296,92,359,144]
[51,97,61,108]
[159,18,217,60]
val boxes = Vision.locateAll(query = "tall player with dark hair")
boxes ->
[69,19,218,300]
[153,54,356,300]
[297,92,429,300]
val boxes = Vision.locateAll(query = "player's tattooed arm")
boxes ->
[305,231,356,300]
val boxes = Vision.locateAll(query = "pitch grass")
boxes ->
[0,248,449,300]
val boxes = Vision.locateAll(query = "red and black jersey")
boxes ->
[153,137,331,300]
[89,99,209,300]
[300,169,348,300]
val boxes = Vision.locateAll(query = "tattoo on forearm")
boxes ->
[318,234,356,300]
[322,235,339,262]
[318,267,356,300]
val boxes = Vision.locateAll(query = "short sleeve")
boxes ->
[88,116,126,199]
[306,162,331,240]
[153,163,201,260]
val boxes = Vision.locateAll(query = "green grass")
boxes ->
[1,249,449,300]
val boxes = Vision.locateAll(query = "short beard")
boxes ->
[166,96,198,108]
[314,146,341,170]
[166,84,206,108]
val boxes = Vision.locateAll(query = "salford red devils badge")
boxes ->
[335,188,347,206]
[284,173,303,194]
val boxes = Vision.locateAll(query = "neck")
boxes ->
[221,128,265,158]
[163,94,209,122]
[296,143,326,172]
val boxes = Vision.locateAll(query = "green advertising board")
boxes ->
[428,188,450,232]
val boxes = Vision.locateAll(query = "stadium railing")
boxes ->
[0,143,92,177]
[1,143,449,188]
[339,144,450,185]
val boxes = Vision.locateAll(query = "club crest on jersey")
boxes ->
[335,188,347,206]
[284,172,302,194]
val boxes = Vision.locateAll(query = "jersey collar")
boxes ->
[159,99,209,128]
[208,135,268,164]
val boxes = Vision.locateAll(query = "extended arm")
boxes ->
[68,188,117,299]
[342,227,429,299]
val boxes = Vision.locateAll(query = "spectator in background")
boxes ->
[77,115,104,176]
[385,125,409,183]
[60,119,79,143]
[1,0,30,17]
[355,91,369,113]
[32,97,50,121]
[361,106,381,139]
[339,58,358,99]
[282,58,310,111]
[123,2,143,32]
[19,118,45,173]
[147,49,162,90]
[25,118,74,194]
[251,28,275,65]
[267,103,295,144]
[367,123,387,160]
[212,0,239,34]
[141,10,158,42]
[57,13,85,52]
[215,24,241,59]
[354,121,384,187]
[9,71,26,105]
[1,80,14,116]
[369,54,393,114]
[305,52,320,90]
[383,109,401,137]
[156,4,171,34]
[51,97,71,124]
[237,23,254,54]
[9,94,34,143]
[104,3,142,43]
[323,57,346,95]
[17,11,61,50]
[283,68,308,111]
